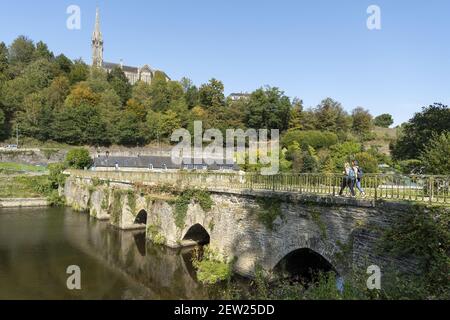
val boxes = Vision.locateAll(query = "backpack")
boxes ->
[358,167,364,178]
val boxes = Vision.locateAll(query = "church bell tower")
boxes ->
[92,8,103,68]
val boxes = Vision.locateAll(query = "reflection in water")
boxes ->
[133,232,146,257]
[0,207,208,300]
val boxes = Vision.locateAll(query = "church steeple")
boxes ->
[92,8,103,68]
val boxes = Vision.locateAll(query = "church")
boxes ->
[91,8,169,85]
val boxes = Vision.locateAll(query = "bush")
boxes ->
[419,132,450,175]
[397,159,423,174]
[374,114,394,128]
[282,130,338,150]
[65,148,92,169]
[354,152,379,173]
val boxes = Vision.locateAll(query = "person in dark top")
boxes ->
[339,162,356,197]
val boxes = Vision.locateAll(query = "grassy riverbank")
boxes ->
[0,162,48,175]
[0,175,50,198]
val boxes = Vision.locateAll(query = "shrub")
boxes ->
[65,148,92,169]
[354,152,379,173]
[282,130,338,150]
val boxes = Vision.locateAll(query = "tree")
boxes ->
[354,152,379,173]
[351,107,373,138]
[199,78,225,110]
[374,113,394,128]
[313,98,351,135]
[68,59,89,84]
[0,107,5,138]
[34,41,54,61]
[65,148,92,169]
[45,76,70,110]
[420,133,450,174]
[392,103,450,160]
[55,54,73,74]
[288,98,304,131]
[107,66,131,104]
[330,142,362,172]
[0,42,8,74]
[245,87,291,131]
[181,77,199,109]
[65,83,100,108]
[8,36,35,66]
[114,111,148,146]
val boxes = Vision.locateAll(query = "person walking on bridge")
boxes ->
[339,162,356,197]
[352,160,366,198]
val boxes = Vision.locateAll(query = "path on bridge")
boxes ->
[66,170,450,205]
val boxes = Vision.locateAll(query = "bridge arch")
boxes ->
[182,223,210,245]
[134,209,148,225]
[273,248,337,282]
[266,236,342,277]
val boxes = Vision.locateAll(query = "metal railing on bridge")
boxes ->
[66,170,450,205]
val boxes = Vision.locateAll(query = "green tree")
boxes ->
[114,111,148,146]
[199,78,225,110]
[65,148,92,169]
[34,41,54,61]
[55,54,73,74]
[245,87,291,131]
[0,107,5,138]
[288,98,304,131]
[8,36,35,66]
[107,66,132,104]
[392,103,450,160]
[181,77,199,109]
[374,113,394,128]
[355,152,379,173]
[351,107,373,138]
[330,142,362,171]
[313,98,351,136]
[68,59,89,84]
[420,133,450,174]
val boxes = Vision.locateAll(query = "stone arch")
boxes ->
[134,209,148,225]
[273,248,337,282]
[182,224,210,246]
[266,236,341,276]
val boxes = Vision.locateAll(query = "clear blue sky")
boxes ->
[0,0,449,125]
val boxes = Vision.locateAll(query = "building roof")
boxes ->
[103,62,139,73]
[92,156,238,170]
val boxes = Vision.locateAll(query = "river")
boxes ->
[0,207,210,300]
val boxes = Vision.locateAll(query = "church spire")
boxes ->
[92,7,103,67]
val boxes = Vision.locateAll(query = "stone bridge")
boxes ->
[63,170,436,278]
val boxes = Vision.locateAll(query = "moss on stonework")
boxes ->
[110,189,123,225]
[256,197,282,231]
[101,189,109,210]
[127,190,137,216]
[91,209,97,217]
[174,189,213,230]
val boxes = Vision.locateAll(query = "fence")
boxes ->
[66,170,450,205]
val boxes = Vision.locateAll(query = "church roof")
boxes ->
[102,62,139,73]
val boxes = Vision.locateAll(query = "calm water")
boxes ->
[0,207,209,300]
